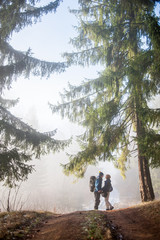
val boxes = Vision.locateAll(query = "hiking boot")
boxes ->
[110,206,114,210]
[106,208,110,211]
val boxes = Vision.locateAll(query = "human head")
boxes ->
[105,174,111,179]
[99,171,104,178]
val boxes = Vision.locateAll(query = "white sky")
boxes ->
[4,0,103,139]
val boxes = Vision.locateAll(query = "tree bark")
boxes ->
[138,154,155,201]
[137,116,155,202]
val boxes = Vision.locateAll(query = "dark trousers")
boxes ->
[94,191,100,209]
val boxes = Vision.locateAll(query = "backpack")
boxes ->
[109,184,113,192]
[101,183,113,197]
[89,176,96,192]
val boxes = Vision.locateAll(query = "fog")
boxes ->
[0,108,141,213]
[0,112,159,212]
[1,88,159,213]
[0,151,136,213]
[0,0,159,213]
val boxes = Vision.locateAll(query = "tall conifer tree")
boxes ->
[0,0,69,186]
[50,0,160,201]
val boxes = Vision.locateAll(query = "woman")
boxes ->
[102,174,114,210]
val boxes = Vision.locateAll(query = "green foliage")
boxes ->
[0,0,70,186]
[0,103,70,186]
[0,0,63,40]
[0,1,67,93]
[0,37,67,93]
[50,0,160,178]
[82,212,110,240]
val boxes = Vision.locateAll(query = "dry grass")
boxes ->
[0,211,53,240]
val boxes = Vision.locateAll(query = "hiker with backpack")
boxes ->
[94,171,104,210]
[102,174,114,210]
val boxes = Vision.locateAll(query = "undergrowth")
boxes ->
[0,211,52,240]
[82,211,112,240]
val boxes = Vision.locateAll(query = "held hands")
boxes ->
[98,190,103,193]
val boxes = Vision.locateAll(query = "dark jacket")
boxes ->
[102,179,111,193]
[94,176,103,192]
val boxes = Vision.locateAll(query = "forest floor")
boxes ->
[0,200,160,240]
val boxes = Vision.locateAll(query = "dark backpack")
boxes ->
[101,182,113,197]
[109,184,113,192]
[89,176,96,192]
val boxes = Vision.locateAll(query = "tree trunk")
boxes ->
[138,154,155,201]
[137,116,155,202]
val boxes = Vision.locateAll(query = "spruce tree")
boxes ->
[50,0,160,201]
[0,0,69,187]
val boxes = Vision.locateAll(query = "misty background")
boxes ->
[0,0,159,213]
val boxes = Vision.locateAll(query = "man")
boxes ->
[94,171,104,210]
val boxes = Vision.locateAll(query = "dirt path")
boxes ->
[104,200,160,239]
[31,211,115,240]
[30,212,88,240]
[31,201,160,240]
